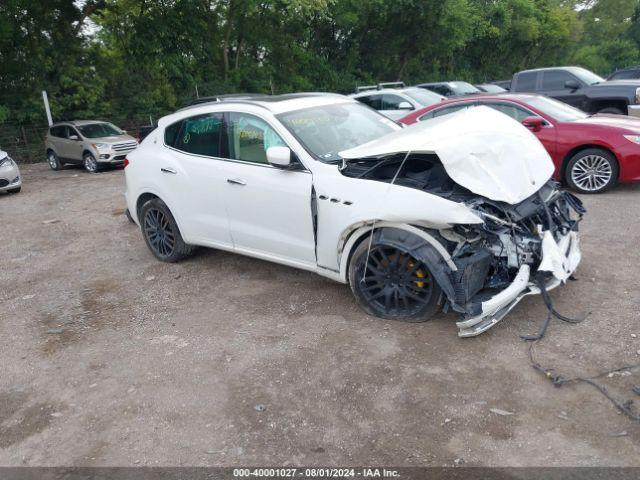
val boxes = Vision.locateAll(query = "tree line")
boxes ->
[1,0,639,126]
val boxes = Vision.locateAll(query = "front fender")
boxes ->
[335,224,457,292]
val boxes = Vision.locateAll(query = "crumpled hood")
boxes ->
[339,106,554,204]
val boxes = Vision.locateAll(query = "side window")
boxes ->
[381,94,408,110]
[610,70,639,80]
[420,104,473,120]
[429,85,451,96]
[542,71,575,90]
[516,72,538,91]
[164,121,181,147]
[482,102,531,122]
[50,126,64,138]
[170,113,224,157]
[227,112,286,165]
[357,95,382,110]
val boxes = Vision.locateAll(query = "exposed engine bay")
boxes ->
[341,153,586,335]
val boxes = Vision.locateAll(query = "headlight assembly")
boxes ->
[623,134,640,144]
[92,143,111,151]
[0,156,14,167]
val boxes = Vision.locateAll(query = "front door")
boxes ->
[219,112,316,268]
[541,71,587,109]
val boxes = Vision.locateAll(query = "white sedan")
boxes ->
[124,94,584,336]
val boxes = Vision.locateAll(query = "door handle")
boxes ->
[227,178,246,186]
[161,167,177,174]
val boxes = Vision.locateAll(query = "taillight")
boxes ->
[124,157,130,168]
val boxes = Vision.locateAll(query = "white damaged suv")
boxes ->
[124,94,584,336]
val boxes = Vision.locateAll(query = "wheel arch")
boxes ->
[560,144,619,182]
[82,149,94,159]
[338,221,456,275]
[136,192,160,220]
[340,223,459,305]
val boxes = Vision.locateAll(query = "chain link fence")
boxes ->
[0,117,157,164]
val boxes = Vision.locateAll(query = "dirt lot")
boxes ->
[1,163,639,467]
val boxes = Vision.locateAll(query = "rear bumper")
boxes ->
[456,231,581,337]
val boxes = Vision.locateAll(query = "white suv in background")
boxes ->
[124,94,584,337]
[351,85,444,120]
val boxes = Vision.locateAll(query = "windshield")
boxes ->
[571,67,604,85]
[451,82,480,95]
[403,88,444,106]
[78,122,125,138]
[526,96,589,122]
[277,103,400,162]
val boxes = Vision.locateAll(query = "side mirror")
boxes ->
[564,79,580,90]
[266,146,293,168]
[397,101,413,110]
[68,135,79,141]
[521,116,545,132]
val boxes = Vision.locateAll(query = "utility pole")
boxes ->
[42,91,52,126]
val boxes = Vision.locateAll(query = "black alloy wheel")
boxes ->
[349,242,442,322]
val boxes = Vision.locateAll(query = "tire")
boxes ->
[7,186,21,194]
[348,238,442,322]
[47,151,62,171]
[140,198,195,262]
[566,148,618,194]
[598,107,624,115]
[83,153,99,173]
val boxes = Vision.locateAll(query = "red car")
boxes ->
[400,93,640,193]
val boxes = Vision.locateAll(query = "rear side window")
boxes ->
[428,85,452,96]
[165,113,224,157]
[49,126,66,138]
[419,103,474,120]
[609,69,640,80]
[356,95,382,110]
[481,102,531,122]
[516,72,537,91]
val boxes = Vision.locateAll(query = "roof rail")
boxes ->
[378,81,405,89]
[355,85,378,93]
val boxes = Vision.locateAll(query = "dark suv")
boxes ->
[510,66,640,116]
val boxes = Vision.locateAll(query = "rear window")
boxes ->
[516,72,537,91]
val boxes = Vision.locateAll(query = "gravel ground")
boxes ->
[1,163,639,467]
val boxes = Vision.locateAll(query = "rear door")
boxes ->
[160,113,233,247]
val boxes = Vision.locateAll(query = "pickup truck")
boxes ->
[510,66,640,117]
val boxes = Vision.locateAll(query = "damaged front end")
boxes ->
[447,181,585,336]
[340,152,585,337]
[338,106,587,336]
